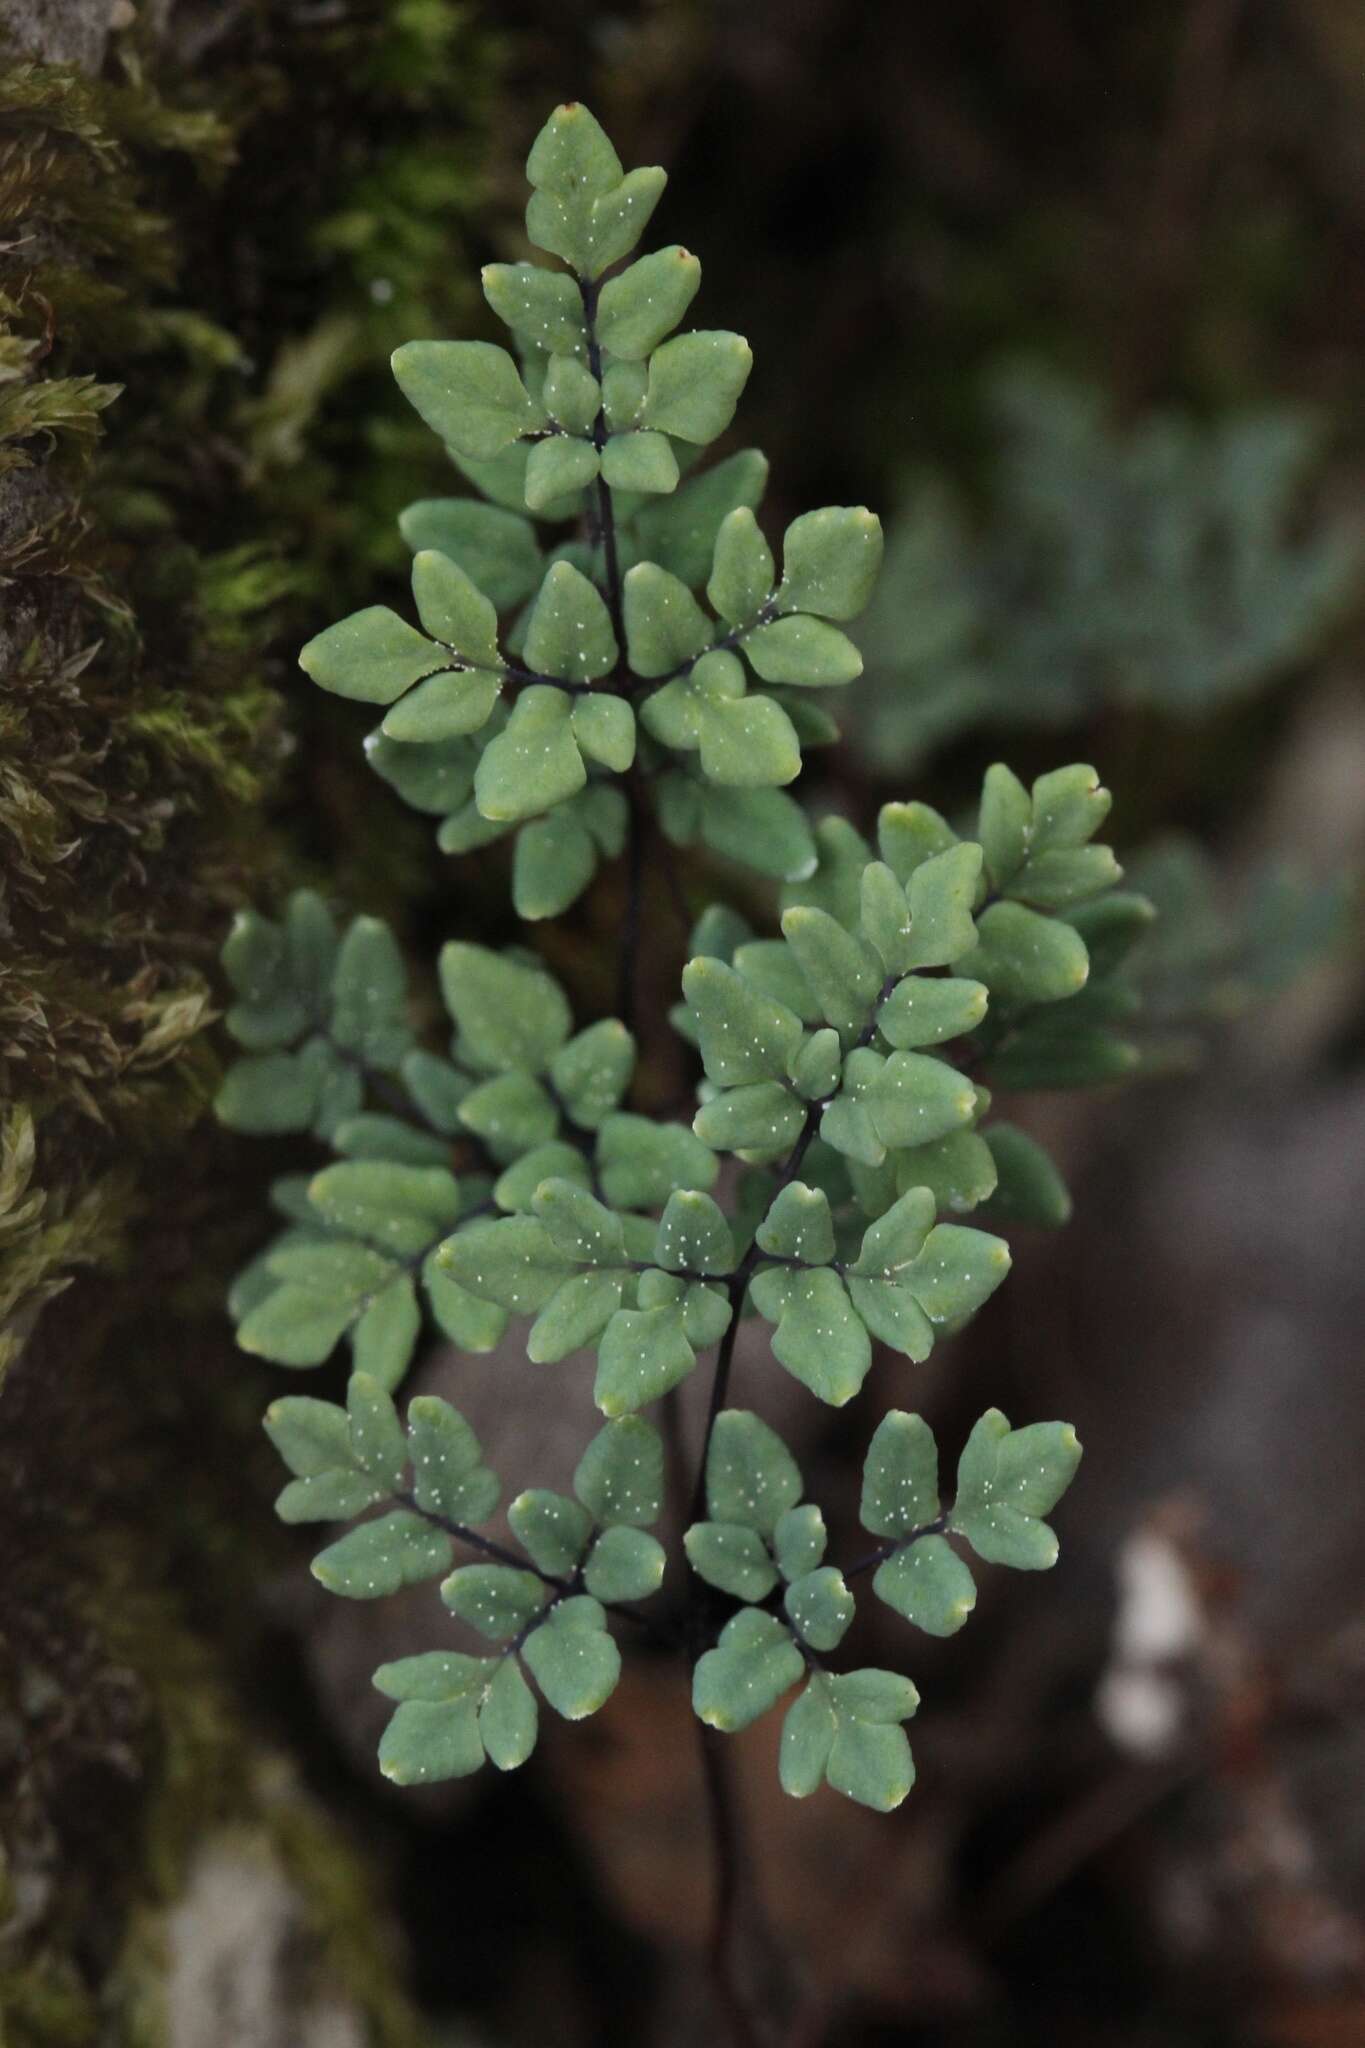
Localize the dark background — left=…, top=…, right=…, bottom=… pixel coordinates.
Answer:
left=2, top=4, right=1363, bottom=2045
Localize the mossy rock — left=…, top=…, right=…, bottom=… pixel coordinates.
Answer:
left=0, top=7, right=495, bottom=2040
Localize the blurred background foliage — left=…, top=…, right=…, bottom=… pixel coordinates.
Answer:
left=2, top=2, right=1363, bottom=2045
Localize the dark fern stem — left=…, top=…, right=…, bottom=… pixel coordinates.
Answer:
left=618, top=771, right=646, bottom=1035
left=698, top=1721, right=766, bottom=2048
left=578, top=261, right=762, bottom=2048
left=579, top=270, right=647, bottom=1040
left=676, top=1091, right=833, bottom=2040
left=663, top=849, right=894, bottom=2041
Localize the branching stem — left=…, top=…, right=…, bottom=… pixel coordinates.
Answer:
left=572, top=265, right=770, bottom=2042
left=685, top=1080, right=829, bottom=1527
left=394, top=1489, right=668, bottom=1638
left=842, top=1514, right=950, bottom=1581
left=577, top=269, right=645, bottom=1036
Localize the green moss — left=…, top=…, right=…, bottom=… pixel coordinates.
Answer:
left=0, top=0, right=496, bottom=1362
left=99, top=1599, right=430, bottom=2048
left=0, top=12, right=496, bottom=2040
left=269, top=1795, right=432, bottom=2048
left=0, top=1954, right=98, bottom=2048
left=0, top=55, right=284, bottom=1375
left=0, top=1283, right=433, bottom=2047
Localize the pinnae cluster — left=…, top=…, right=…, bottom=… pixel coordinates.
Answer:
left=219, top=102, right=1147, bottom=1813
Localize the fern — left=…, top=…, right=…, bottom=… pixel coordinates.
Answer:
left=855, top=362, right=1360, bottom=766
left=218, top=104, right=1151, bottom=2030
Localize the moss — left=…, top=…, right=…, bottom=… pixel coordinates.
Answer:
left=0, top=50, right=287, bottom=1376
left=0, top=1263, right=432, bottom=2047
left=0, top=5, right=500, bottom=1373
left=0, top=1958, right=98, bottom=2048
left=267, top=1788, right=432, bottom=2048
left=0, top=10, right=496, bottom=2040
